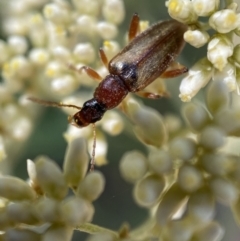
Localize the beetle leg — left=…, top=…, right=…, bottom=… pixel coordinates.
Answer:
left=68, top=63, right=102, bottom=82
left=99, top=47, right=109, bottom=68
left=128, top=13, right=140, bottom=42
left=160, top=62, right=188, bottom=78
left=136, top=90, right=170, bottom=99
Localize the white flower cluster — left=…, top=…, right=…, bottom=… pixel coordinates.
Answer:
left=0, top=0, right=125, bottom=166
left=0, top=138, right=105, bottom=241
left=166, top=0, right=240, bottom=102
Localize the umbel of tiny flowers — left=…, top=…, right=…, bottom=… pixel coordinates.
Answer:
left=117, top=80, right=240, bottom=241
left=0, top=137, right=106, bottom=241
left=166, top=0, right=240, bottom=102
left=0, top=0, right=125, bottom=168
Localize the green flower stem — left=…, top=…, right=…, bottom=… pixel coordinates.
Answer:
left=76, top=223, right=118, bottom=237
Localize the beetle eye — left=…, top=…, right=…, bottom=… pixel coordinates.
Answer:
left=68, top=115, right=81, bottom=127
left=73, top=117, right=81, bottom=127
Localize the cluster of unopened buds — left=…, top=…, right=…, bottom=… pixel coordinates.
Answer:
left=166, top=0, right=240, bottom=101
left=0, top=137, right=106, bottom=241
left=0, top=0, right=240, bottom=240
left=0, top=0, right=125, bottom=166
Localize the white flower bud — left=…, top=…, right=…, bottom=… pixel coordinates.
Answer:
left=64, top=124, right=92, bottom=143
left=182, top=103, right=211, bottom=132
left=215, top=108, right=240, bottom=136
left=123, top=98, right=168, bottom=148
left=45, top=61, right=63, bottom=78
left=72, top=0, right=100, bottom=15
left=210, top=177, right=238, bottom=205
left=102, top=40, right=120, bottom=60
left=96, top=66, right=108, bottom=78
left=7, top=1, right=29, bottom=15
left=193, top=222, right=224, bottom=241
left=199, top=126, right=226, bottom=150
left=46, top=24, right=68, bottom=48
left=213, top=63, right=237, bottom=92
left=77, top=171, right=105, bottom=201
left=169, top=137, right=197, bottom=162
left=156, top=184, right=186, bottom=225
left=102, top=0, right=125, bottom=24
left=0, top=176, right=36, bottom=201
left=60, top=197, right=94, bottom=226
left=10, top=116, right=32, bottom=141
left=3, top=56, right=32, bottom=79
left=166, top=0, right=198, bottom=24
left=101, top=111, right=124, bottom=135
left=2, top=103, right=19, bottom=119
left=163, top=114, right=182, bottom=134
left=8, top=35, right=28, bottom=55
left=29, top=13, right=44, bottom=27
left=119, top=151, right=148, bottom=183
left=63, top=137, right=89, bottom=188
left=184, top=29, right=209, bottom=48
left=29, top=27, right=47, bottom=47
left=76, top=15, right=97, bottom=35
left=148, top=149, right=173, bottom=174
left=73, top=43, right=95, bottom=64
left=29, top=48, right=50, bottom=66
left=28, top=13, right=46, bottom=47
left=42, top=225, right=73, bottom=241
left=207, top=35, right=233, bottom=71
left=206, top=80, right=229, bottom=115
left=96, top=21, right=118, bottom=39
left=35, top=156, right=68, bottom=200
left=134, top=174, right=165, bottom=207
left=34, top=197, right=61, bottom=223
left=200, top=153, right=234, bottom=176
left=209, top=9, right=240, bottom=33
left=7, top=202, right=39, bottom=224
left=50, top=75, right=78, bottom=96
left=192, top=0, right=219, bottom=16
left=188, top=189, right=215, bottom=222
left=179, top=58, right=213, bottom=102
left=43, top=3, right=70, bottom=24
left=162, top=217, right=195, bottom=241
left=3, top=17, right=28, bottom=35
left=27, top=159, right=42, bottom=194
left=51, top=46, right=71, bottom=62
left=70, top=62, right=96, bottom=87
left=177, top=165, right=203, bottom=192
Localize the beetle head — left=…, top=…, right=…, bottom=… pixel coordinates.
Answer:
left=70, top=98, right=106, bottom=127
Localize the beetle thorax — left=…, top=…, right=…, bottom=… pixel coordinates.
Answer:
left=94, top=74, right=128, bottom=110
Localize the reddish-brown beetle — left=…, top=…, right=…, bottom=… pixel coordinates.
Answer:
left=29, top=14, right=188, bottom=170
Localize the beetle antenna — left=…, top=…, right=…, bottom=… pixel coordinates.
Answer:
left=90, top=123, right=96, bottom=172
left=28, top=97, right=81, bottom=110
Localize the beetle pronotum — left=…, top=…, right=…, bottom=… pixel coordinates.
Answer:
left=29, top=14, right=188, bottom=171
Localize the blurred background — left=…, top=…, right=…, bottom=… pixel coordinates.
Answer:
left=0, top=0, right=239, bottom=240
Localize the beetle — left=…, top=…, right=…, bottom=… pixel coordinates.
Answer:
left=29, top=14, right=188, bottom=170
